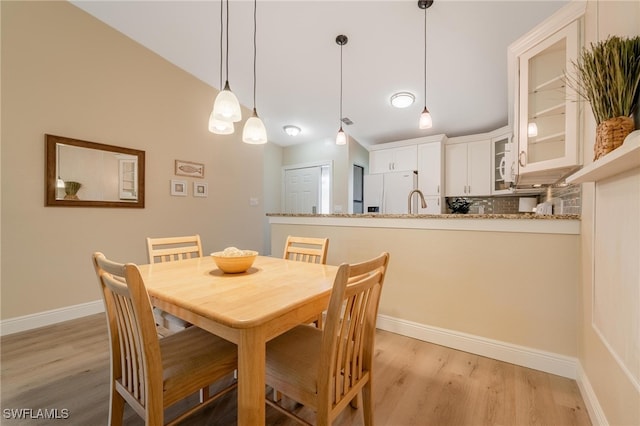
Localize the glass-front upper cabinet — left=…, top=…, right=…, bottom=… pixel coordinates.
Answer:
left=490, top=127, right=514, bottom=195
left=509, top=2, right=585, bottom=184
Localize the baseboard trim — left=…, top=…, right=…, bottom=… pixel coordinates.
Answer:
left=0, top=300, right=104, bottom=336
left=0, top=305, right=578, bottom=380
left=2, top=304, right=604, bottom=424
left=376, top=314, right=578, bottom=379
left=576, top=363, right=609, bottom=426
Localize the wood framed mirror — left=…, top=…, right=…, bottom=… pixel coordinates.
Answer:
left=45, top=134, right=145, bottom=208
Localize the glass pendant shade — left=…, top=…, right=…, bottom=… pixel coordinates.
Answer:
left=419, top=107, right=433, bottom=129
left=336, top=127, right=347, bottom=145
left=208, top=110, right=234, bottom=134
left=56, top=177, right=65, bottom=188
left=527, top=122, right=538, bottom=137
left=242, top=109, right=268, bottom=144
left=212, top=81, right=242, bottom=122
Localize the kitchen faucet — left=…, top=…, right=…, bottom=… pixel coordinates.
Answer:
left=408, top=189, right=427, bottom=214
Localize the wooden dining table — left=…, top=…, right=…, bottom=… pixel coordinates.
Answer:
left=138, top=255, right=338, bottom=426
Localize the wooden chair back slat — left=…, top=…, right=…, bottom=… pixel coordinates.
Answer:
left=282, top=236, right=329, bottom=265
left=146, top=235, right=203, bottom=264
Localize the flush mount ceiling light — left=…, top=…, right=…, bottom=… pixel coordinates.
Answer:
left=390, top=92, right=415, bottom=108
left=242, top=0, right=267, bottom=144
left=336, top=34, right=348, bottom=146
left=211, top=0, right=242, bottom=125
left=283, top=125, right=301, bottom=136
left=418, top=0, right=434, bottom=130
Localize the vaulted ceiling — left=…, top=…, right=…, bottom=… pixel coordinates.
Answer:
left=71, top=0, right=568, bottom=147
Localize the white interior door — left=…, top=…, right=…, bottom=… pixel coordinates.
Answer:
left=284, top=167, right=321, bottom=213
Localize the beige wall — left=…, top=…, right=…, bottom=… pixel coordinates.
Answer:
left=271, top=223, right=580, bottom=356
left=262, top=143, right=284, bottom=255
left=348, top=136, right=370, bottom=212
left=579, top=2, right=640, bottom=425
left=0, top=1, right=267, bottom=319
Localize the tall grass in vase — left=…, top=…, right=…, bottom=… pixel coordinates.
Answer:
left=569, top=35, right=640, bottom=160
left=64, top=181, right=82, bottom=200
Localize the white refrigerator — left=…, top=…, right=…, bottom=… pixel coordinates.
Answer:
left=363, top=171, right=418, bottom=214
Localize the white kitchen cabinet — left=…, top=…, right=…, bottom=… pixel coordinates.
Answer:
left=445, top=138, right=491, bottom=197
left=369, top=145, right=417, bottom=173
left=417, top=141, right=444, bottom=213
left=508, top=3, right=585, bottom=184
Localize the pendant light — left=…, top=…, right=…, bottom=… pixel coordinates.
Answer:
left=209, top=0, right=234, bottom=134
left=209, top=115, right=234, bottom=134
left=336, top=34, right=348, bottom=145
left=211, top=0, right=241, bottom=124
left=242, top=0, right=267, bottom=144
left=419, top=0, right=433, bottom=130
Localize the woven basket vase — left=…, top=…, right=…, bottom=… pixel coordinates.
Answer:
left=594, top=116, right=635, bottom=160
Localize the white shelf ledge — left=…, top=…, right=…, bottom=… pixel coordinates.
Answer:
left=566, top=130, right=640, bottom=184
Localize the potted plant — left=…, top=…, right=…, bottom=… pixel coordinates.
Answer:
left=64, top=181, right=82, bottom=200
left=569, top=35, right=640, bottom=160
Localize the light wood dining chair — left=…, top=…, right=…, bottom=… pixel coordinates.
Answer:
left=146, top=234, right=203, bottom=264
left=282, top=236, right=329, bottom=265
left=146, top=235, right=203, bottom=332
left=92, top=252, right=237, bottom=426
left=265, top=252, right=390, bottom=426
left=283, top=236, right=329, bottom=328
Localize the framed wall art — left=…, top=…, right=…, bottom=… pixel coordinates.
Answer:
left=175, top=160, right=204, bottom=178
left=170, top=179, right=187, bottom=196
left=193, top=182, right=208, bottom=198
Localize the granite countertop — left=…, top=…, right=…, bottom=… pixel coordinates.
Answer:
left=266, top=213, right=580, bottom=220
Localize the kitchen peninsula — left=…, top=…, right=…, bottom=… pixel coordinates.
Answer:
left=269, top=213, right=581, bottom=379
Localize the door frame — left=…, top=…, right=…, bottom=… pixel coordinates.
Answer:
left=281, top=161, right=333, bottom=214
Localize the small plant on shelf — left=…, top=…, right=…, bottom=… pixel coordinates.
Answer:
left=568, top=35, right=640, bottom=160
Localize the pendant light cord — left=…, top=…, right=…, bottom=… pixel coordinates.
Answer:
left=423, top=5, right=427, bottom=105
left=219, top=0, right=223, bottom=88
left=339, top=42, right=343, bottom=124
left=252, top=0, right=257, bottom=109
left=225, top=0, right=230, bottom=85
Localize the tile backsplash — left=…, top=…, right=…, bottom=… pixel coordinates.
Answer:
left=445, top=184, right=581, bottom=215
left=542, top=184, right=582, bottom=215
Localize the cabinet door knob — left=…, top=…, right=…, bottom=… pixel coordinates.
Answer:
left=519, top=151, right=527, bottom=167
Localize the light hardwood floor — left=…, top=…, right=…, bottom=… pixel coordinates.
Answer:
left=1, top=314, right=591, bottom=425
